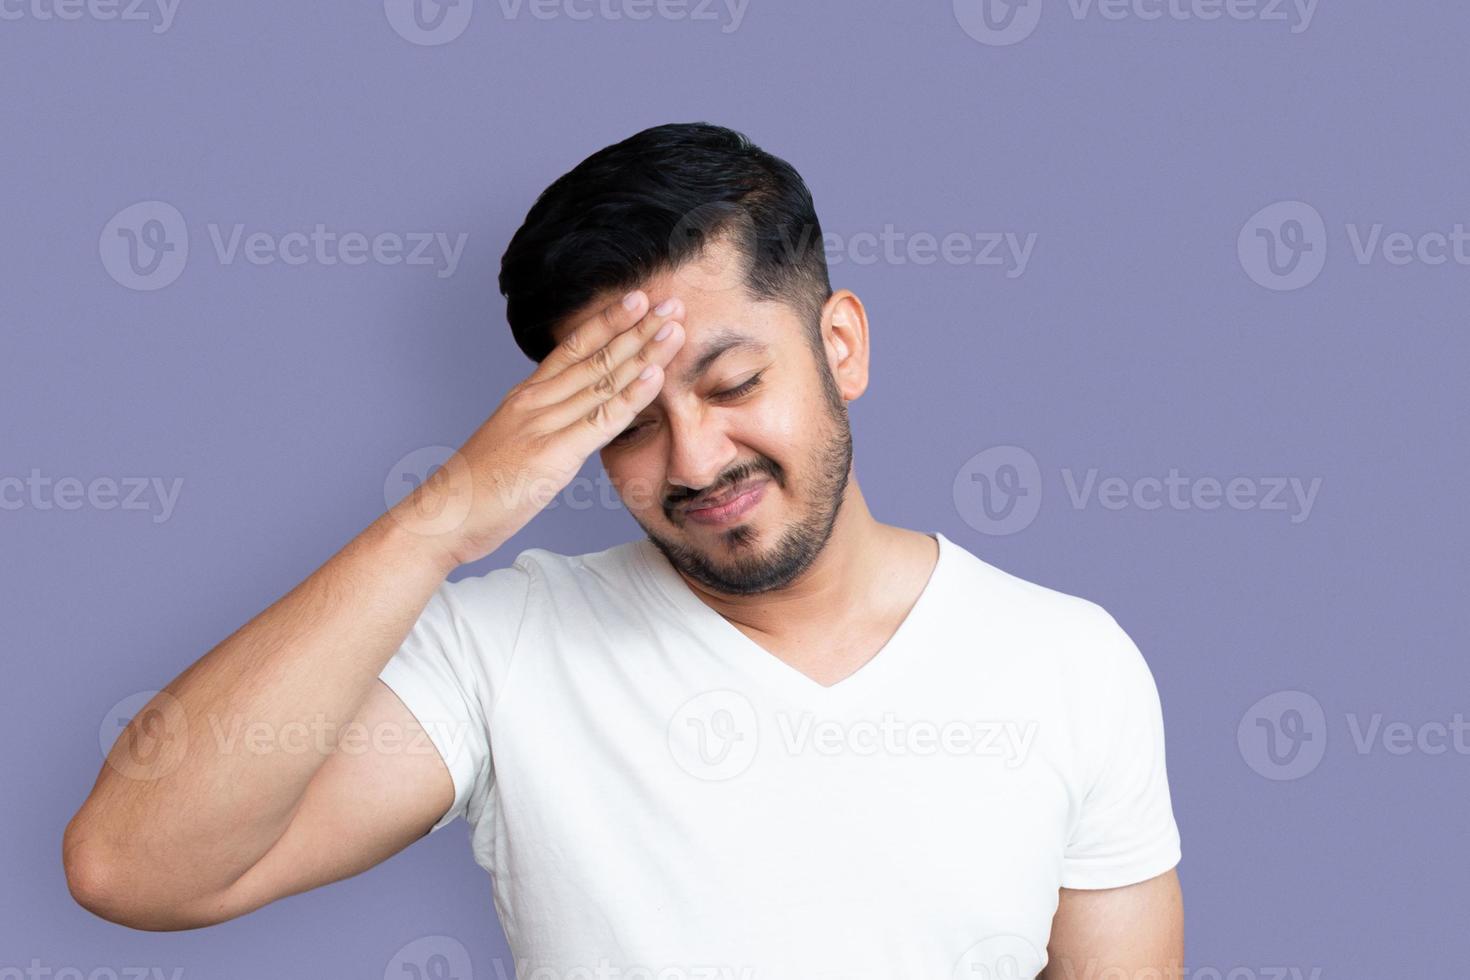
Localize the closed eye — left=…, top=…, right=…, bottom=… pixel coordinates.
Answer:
left=713, top=372, right=764, bottom=401
left=609, top=372, right=765, bottom=446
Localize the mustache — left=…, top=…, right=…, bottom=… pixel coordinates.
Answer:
left=665, top=460, right=776, bottom=512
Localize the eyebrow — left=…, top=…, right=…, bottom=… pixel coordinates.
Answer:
left=677, top=329, right=770, bottom=387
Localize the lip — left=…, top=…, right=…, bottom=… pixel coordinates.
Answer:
left=682, top=480, right=768, bottom=525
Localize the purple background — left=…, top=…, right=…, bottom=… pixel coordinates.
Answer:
left=3, top=0, right=1467, bottom=975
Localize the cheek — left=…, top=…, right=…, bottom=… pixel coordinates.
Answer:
left=739, top=392, right=816, bottom=466
left=749, top=408, right=798, bottom=451
left=602, top=458, right=663, bottom=515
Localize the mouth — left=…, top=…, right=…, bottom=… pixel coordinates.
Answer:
left=679, top=478, right=769, bottom=526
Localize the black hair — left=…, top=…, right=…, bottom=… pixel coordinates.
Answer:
left=498, top=122, right=833, bottom=363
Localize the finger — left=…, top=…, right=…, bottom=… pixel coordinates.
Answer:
left=567, top=359, right=671, bottom=452
left=533, top=289, right=649, bottom=381
left=543, top=315, right=684, bottom=432
left=539, top=293, right=683, bottom=405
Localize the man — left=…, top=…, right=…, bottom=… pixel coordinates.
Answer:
left=64, top=122, right=1182, bottom=978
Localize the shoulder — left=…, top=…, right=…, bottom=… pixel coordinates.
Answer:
left=938, top=534, right=1145, bottom=682
left=942, top=535, right=1123, bottom=638
left=441, top=538, right=648, bottom=614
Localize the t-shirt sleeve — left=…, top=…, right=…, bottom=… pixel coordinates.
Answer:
left=1059, top=613, right=1182, bottom=889
left=376, top=560, right=535, bottom=834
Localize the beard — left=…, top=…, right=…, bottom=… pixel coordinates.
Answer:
left=638, top=358, right=853, bottom=596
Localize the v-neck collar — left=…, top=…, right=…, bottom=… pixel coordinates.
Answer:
left=630, top=530, right=953, bottom=705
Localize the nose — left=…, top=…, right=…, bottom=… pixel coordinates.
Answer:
left=663, top=405, right=738, bottom=500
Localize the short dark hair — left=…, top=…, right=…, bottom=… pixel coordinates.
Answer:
left=498, top=122, right=833, bottom=363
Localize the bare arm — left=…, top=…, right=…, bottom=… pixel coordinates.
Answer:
left=1040, top=869, right=1184, bottom=979
left=62, top=513, right=463, bottom=930
left=62, top=288, right=687, bottom=930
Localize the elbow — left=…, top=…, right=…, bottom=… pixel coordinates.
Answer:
left=61, top=817, right=225, bottom=932
left=62, top=819, right=133, bottom=926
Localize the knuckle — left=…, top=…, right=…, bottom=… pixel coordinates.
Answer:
left=584, top=399, right=614, bottom=432
left=561, top=330, right=589, bottom=360
left=504, top=382, right=537, bottom=411
left=590, top=344, right=616, bottom=376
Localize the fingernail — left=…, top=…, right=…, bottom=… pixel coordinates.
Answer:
left=654, top=322, right=673, bottom=342
left=654, top=298, right=677, bottom=316
left=623, top=291, right=643, bottom=310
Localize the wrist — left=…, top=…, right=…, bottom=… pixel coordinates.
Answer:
left=370, top=502, right=466, bottom=580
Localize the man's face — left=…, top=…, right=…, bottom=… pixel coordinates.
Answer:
left=550, top=241, right=855, bottom=597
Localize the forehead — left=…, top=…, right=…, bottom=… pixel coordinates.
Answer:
left=549, top=239, right=796, bottom=366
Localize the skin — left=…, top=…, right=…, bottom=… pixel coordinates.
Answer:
left=1042, top=869, right=1184, bottom=978
left=62, top=234, right=1182, bottom=971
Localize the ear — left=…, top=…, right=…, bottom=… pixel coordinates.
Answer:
left=820, top=289, right=870, bottom=401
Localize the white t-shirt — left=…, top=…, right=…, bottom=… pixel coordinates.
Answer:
left=377, top=530, right=1181, bottom=979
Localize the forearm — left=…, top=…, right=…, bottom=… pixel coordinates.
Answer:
left=63, top=500, right=478, bottom=913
